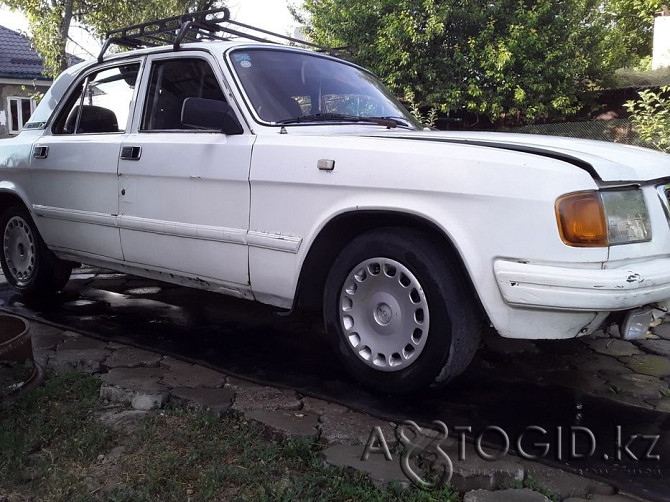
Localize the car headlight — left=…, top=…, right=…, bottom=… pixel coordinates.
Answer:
left=556, top=189, right=651, bottom=247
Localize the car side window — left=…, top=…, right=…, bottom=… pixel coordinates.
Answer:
left=52, top=64, right=140, bottom=135
left=141, top=58, right=226, bottom=131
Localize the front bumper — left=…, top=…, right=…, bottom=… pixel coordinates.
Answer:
left=494, top=258, right=670, bottom=311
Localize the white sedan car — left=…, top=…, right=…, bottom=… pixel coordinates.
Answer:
left=1, top=10, right=670, bottom=394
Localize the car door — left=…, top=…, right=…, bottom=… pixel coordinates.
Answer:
left=30, top=61, right=142, bottom=261
left=117, top=52, right=252, bottom=293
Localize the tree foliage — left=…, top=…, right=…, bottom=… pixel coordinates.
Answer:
left=603, top=0, right=665, bottom=66
left=1, top=0, right=218, bottom=77
left=625, top=86, right=670, bottom=151
left=297, top=0, right=630, bottom=125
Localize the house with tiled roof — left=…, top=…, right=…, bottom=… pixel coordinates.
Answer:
left=0, top=24, right=75, bottom=138
left=0, top=24, right=53, bottom=137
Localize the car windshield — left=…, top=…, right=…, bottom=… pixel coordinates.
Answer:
left=229, top=48, right=421, bottom=129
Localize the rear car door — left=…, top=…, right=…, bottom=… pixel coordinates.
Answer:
left=117, top=52, right=252, bottom=294
left=30, top=61, right=142, bottom=261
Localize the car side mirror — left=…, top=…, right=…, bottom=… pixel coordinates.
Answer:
left=181, top=97, right=243, bottom=135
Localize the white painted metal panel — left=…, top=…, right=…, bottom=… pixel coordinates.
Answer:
left=247, top=131, right=608, bottom=327
left=29, top=134, right=125, bottom=259
left=118, top=131, right=252, bottom=285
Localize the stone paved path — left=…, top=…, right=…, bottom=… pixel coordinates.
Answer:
left=22, top=318, right=649, bottom=502
left=476, top=322, right=670, bottom=413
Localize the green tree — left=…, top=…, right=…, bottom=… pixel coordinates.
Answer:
left=1, top=0, right=219, bottom=77
left=603, top=0, right=664, bottom=66
left=297, top=0, right=624, bottom=125
left=625, top=86, right=670, bottom=151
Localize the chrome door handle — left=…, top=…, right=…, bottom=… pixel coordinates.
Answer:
left=33, top=145, right=49, bottom=159
left=120, top=146, right=142, bottom=160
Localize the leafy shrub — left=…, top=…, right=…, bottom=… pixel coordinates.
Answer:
left=625, top=86, right=670, bottom=152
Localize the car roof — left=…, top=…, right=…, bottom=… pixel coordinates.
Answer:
left=98, top=40, right=278, bottom=62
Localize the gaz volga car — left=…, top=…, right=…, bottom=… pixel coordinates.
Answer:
left=1, top=9, right=670, bottom=394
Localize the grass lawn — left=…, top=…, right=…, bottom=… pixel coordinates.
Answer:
left=0, top=372, right=461, bottom=501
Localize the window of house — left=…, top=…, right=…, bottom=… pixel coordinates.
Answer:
left=141, top=58, right=226, bottom=131
left=7, top=97, right=35, bottom=135
left=52, top=63, right=140, bottom=135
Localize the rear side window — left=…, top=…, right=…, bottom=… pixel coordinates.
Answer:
left=52, top=64, right=140, bottom=135
left=141, top=58, right=226, bottom=131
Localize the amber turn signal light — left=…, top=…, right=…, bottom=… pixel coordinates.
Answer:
left=555, top=192, right=608, bottom=247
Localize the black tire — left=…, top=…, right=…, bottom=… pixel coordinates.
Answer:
left=0, top=206, right=72, bottom=297
left=323, top=228, right=481, bottom=395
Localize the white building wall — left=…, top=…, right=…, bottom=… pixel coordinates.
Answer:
left=653, top=15, right=670, bottom=70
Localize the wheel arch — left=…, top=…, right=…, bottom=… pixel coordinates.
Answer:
left=294, top=210, right=486, bottom=317
left=0, top=189, right=31, bottom=217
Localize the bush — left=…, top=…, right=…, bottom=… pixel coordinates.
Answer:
left=624, top=86, right=670, bottom=152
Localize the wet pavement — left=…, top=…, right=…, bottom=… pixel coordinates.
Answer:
left=1, top=268, right=669, bottom=501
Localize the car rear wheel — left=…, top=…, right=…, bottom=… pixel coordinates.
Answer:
left=0, top=206, right=72, bottom=297
left=323, top=228, right=481, bottom=394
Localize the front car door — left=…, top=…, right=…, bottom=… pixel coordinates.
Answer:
left=30, top=61, right=142, bottom=262
left=117, top=52, right=253, bottom=297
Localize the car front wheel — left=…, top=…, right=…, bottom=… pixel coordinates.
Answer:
left=323, top=228, right=481, bottom=394
left=0, top=206, right=72, bottom=297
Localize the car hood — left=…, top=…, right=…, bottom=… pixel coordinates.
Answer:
left=369, top=130, right=670, bottom=183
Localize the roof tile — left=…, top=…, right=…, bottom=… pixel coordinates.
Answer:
left=0, top=24, right=81, bottom=80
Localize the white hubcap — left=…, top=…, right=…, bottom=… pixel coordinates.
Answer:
left=338, top=257, right=430, bottom=372
left=3, top=216, right=36, bottom=285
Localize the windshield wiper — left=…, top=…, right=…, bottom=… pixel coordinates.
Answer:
left=370, top=116, right=414, bottom=128
left=276, top=113, right=397, bottom=128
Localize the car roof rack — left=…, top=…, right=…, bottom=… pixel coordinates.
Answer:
left=98, top=7, right=349, bottom=63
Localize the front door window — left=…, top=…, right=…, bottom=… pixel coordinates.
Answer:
left=53, top=64, right=140, bottom=135
left=141, top=58, right=226, bottom=131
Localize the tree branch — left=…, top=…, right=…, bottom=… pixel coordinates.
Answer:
left=67, top=33, right=96, bottom=57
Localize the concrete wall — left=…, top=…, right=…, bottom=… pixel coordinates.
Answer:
left=0, top=81, right=50, bottom=139
left=653, top=16, right=670, bottom=70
